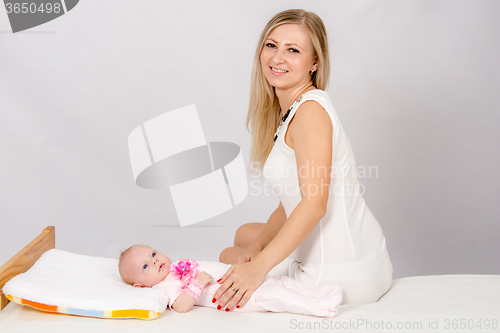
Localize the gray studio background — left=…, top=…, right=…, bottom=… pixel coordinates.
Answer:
left=1, top=0, right=498, bottom=279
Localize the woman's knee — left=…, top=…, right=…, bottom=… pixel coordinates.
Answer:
left=219, top=246, right=244, bottom=264
left=219, top=247, right=232, bottom=264
left=234, top=223, right=265, bottom=247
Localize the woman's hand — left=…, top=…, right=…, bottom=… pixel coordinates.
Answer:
left=234, top=245, right=260, bottom=264
left=213, top=261, right=267, bottom=311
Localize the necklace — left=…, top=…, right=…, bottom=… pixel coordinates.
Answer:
left=273, top=96, right=302, bottom=143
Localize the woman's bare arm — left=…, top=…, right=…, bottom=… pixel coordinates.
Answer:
left=214, top=101, right=333, bottom=310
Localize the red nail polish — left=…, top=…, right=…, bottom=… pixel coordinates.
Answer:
left=217, top=305, right=221, bottom=310
left=225, top=308, right=229, bottom=312
left=212, top=298, right=216, bottom=303
left=217, top=279, right=222, bottom=283
left=236, top=305, right=240, bottom=309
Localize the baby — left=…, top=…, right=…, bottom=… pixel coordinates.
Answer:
left=118, top=244, right=342, bottom=317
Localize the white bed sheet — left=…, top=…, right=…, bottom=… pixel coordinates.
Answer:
left=1, top=274, right=499, bottom=333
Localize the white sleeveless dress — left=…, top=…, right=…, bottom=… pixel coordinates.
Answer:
left=263, top=90, right=393, bottom=304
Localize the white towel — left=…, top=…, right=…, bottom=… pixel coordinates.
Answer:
left=3, top=249, right=169, bottom=313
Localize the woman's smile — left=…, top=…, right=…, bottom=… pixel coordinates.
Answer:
left=270, top=66, right=289, bottom=75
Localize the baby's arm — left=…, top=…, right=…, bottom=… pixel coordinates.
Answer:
left=171, top=271, right=213, bottom=313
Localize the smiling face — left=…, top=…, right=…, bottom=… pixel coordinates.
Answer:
left=120, top=244, right=172, bottom=288
left=260, top=23, right=318, bottom=92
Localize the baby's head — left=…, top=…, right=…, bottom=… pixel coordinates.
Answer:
left=119, top=244, right=172, bottom=288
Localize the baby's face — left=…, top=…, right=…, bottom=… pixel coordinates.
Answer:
left=123, top=245, right=172, bottom=287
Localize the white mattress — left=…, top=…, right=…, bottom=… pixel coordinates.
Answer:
left=1, top=274, right=499, bottom=333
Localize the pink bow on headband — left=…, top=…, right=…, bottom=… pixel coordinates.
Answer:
left=169, top=259, right=199, bottom=286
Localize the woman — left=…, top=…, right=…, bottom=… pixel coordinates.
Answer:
left=214, top=9, right=393, bottom=310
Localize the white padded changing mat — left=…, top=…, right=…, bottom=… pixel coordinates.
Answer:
left=1, top=274, right=499, bottom=333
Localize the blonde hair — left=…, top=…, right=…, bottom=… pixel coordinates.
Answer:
left=246, top=9, right=330, bottom=173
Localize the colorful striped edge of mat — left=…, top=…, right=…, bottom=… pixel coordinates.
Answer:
left=6, top=295, right=161, bottom=320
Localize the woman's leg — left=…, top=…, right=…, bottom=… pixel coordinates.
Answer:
left=234, top=223, right=265, bottom=248
left=219, top=223, right=265, bottom=264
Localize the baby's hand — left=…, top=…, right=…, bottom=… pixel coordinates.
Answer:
left=196, top=271, right=213, bottom=286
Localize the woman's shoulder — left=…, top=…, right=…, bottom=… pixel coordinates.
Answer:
left=298, top=89, right=334, bottom=112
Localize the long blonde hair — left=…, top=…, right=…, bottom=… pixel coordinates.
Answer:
left=246, top=9, right=330, bottom=174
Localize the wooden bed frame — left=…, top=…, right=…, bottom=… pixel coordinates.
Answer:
left=0, top=226, right=55, bottom=311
